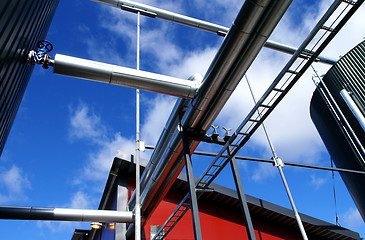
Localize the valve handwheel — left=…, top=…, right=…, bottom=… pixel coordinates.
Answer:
left=37, top=40, right=53, bottom=53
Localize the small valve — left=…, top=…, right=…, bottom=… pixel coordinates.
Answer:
left=222, top=127, right=232, bottom=142
left=210, top=125, right=219, bottom=139
left=27, top=40, right=54, bottom=69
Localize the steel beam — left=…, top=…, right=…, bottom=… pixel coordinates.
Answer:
left=182, top=132, right=202, bottom=240
left=145, top=145, right=365, bottom=175
left=228, top=147, right=256, bottom=240
left=0, top=206, right=134, bottom=223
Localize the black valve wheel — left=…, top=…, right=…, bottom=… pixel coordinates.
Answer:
left=37, top=40, right=53, bottom=53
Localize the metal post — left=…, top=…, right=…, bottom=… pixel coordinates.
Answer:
left=228, top=147, right=256, bottom=240
left=277, top=165, right=308, bottom=240
left=135, top=11, right=141, bottom=240
left=245, top=75, right=308, bottom=240
left=181, top=132, right=202, bottom=240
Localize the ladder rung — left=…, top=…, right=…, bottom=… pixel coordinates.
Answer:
left=230, top=144, right=240, bottom=147
left=248, top=119, right=260, bottom=122
left=237, top=132, right=248, bottom=135
left=342, top=0, right=356, bottom=5
left=286, top=69, right=299, bottom=75
left=321, top=26, right=335, bottom=32
left=259, top=104, right=271, bottom=108
left=273, top=88, right=284, bottom=92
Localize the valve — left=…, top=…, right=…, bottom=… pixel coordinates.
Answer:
left=27, top=40, right=54, bottom=69
left=209, top=125, right=219, bottom=139
left=222, top=127, right=232, bottom=142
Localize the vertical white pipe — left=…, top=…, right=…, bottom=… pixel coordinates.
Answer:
left=340, top=89, right=365, bottom=132
left=135, top=11, right=141, bottom=240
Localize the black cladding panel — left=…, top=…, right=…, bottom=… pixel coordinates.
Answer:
left=310, top=40, right=365, bottom=220
left=0, top=0, right=59, bottom=156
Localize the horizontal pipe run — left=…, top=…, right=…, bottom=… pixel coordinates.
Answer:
left=92, top=0, right=227, bottom=34
left=91, top=0, right=337, bottom=65
left=0, top=206, right=134, bottom=223
left=264, top=40, right=337, bottom=65
left=53, top=54, right=201, bottom=98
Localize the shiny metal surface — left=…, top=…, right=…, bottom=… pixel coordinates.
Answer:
left=340, top=89, right=365, bottom=132
left=0, top=206, right=134, bottom=223
left=53, top=54, right=201, bottom=98
left=128, top=0, right=293, bottom=227
left=92, top=0, right=226, bottom=34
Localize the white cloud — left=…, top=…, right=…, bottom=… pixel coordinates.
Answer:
left=141, top=95, right=176, bottom=146
left=252, top=163, right=277, bottom=182
left=68, top=191, right=93, bottom=209
left=167, top=47, right=218, bottom=79
left=310, top=174, right=327, bottom=190
left=0, top=165, right=31, bottom=204
left=84, top=133, right=135, bottom=183
left=69, top=103, right=105, bottom=142
left=68, top=102, right=136, bottom=186
left=340, top=208, right=365, bottom=232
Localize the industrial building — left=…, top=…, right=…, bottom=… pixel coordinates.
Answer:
left=71, top=153, right=361, bottom=240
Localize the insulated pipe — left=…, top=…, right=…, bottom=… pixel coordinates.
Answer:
left=0, top=206, right=134, bottom=223
left=91, top=0, right=337, bottom=65
left=53, top=54, right=200, bottom=98
left=128, top=0, right=293, bottom=231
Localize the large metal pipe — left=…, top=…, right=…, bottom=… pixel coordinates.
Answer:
left=91, top=0, right=337, bottom=65
left=0, top=206, right=134, bottom=223
left=127, top=0, right=293, bottom=232
left=53, top=54, right=201, bottom=98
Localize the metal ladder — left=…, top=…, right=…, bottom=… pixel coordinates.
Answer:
left=152, top=0, right=363, bottom=239
left=153, top=195, right=190, bottom=240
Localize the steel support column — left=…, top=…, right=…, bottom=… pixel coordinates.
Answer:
left=228, top=147, right=256, bottom=240
left=181, top=132, right=202, bottom=240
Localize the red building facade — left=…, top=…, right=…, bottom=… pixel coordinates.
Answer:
left=72, top=153, right=360, bottom=240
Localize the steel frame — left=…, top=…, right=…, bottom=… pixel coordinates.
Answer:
left=228, top=147, right=256, bottom=240
left=182, top=132, right=203, bottom=240
left=150, top=0, right=364, bottom=239
left=144, top=146, right=365, bottom=175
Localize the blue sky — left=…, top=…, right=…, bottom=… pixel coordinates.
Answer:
left=1, top=0, right=365, bottom=239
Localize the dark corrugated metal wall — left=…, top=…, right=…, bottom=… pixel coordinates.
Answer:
left=324, top=41, right=365, bottom=121
left=310, top=40, right=365, bottom=220
left=0, top=0, right=59, bottom=156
